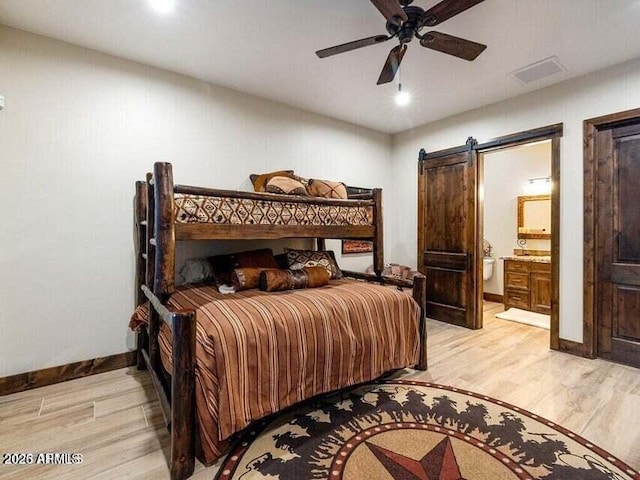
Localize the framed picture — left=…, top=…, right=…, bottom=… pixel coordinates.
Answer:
left=342, top=240, right=373, bottom=254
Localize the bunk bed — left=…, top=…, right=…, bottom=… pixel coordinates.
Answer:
left=133, top=162, right=427, bottom=480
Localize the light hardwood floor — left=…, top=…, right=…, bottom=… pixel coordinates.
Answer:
left=1, top=302, right=638, bottom=479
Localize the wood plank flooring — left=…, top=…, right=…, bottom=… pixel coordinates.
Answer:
left=1, top=302, right=638, bottom=479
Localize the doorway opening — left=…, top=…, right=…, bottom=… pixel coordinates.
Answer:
left=476, top=126, right=561, bottom=351
left=479, top=140, right=554, bottom=338
left=416, top=124, right=562, bottom=350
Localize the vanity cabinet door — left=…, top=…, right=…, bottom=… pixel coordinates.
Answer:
left=531, top=272, right=552, bottom=315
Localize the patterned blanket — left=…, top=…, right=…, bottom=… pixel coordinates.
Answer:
left=130, top=280, right=420, bottom=464
left=174, top=193, right=373, bottom=226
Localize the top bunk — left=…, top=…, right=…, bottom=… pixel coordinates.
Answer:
left=139, top=162, right=383, bottom=242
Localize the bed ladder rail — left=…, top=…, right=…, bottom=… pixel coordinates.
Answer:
left=134, top=180, right=149, bottom=370
left=136, top=170, right=169, bottom=387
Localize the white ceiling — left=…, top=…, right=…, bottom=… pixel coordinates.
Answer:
left=2, top=0, right=640, bottom=134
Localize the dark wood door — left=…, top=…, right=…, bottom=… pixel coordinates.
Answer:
left=596, top=122, right=640, bottom=368
left=418, top=140, right=480, bottom=329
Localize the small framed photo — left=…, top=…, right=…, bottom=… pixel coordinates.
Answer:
left=342, top=240, right=373, bottom=254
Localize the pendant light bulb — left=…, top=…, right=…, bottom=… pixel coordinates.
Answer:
left=395, top=83, right=411, bottom=107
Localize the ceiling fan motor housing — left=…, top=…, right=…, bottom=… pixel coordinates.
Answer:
left=386, top=5, right=425, bottom=44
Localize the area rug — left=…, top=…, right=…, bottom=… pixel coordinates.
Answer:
left=496, top=308, right=550, bottom=330
left=215, top=381, right=639, bottom=480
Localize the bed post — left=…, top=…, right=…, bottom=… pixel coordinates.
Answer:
left=135, top=180, right=149, bottom=370
left=171, top=310, right=196, bottom=480
left=412, top=273, right=428, bottom=370
left=153, top=162, right=195, bottom=480
left=372, top=188, right=384, bottom=277
left=153, top=162, right=176, bottom=297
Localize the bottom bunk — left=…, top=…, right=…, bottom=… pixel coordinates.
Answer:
left=131, top=277, right=424, bottom=467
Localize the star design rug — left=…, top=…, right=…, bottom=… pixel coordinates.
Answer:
left=215, top=380, right=639, bottom=480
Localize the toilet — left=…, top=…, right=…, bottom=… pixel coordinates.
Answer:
left=483, top=257, right=495, bottom=281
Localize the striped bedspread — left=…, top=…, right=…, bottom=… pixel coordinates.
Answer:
left=131, top=279, right=420, bottom=465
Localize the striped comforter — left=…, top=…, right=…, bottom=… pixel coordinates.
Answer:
left=130, top=279, right=420, bottom=465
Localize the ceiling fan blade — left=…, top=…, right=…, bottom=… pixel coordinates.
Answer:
left=370, top=0, right=408, bottom=25
left=420, top=0, right=485, bottom=27
left=377, top=44, right=407, bottom=85
left=316, top=35, right=391, bottom=59
left=420, top=31, right=486, bottom=61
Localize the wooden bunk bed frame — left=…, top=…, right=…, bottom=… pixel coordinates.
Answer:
left=133, top=162, right=427, bottom=480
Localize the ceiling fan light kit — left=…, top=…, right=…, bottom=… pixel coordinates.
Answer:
left=316, top=0, right=487, bottom=85
left=395, top=83, right=411, bottom=107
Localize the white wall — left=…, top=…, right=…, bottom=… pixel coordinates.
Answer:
left=0, top=26, right=392, bottom=377
left=483, top=142, right=551, bottom=296
left=390, top=56, right=640, bottom=343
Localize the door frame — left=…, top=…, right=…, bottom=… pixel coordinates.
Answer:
left=583, top=107, right=640, bottom=359
left=475, top=123, right=563, bottom=351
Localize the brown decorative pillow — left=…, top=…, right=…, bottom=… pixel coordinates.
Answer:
left=231, top=267, right=264, bottom=291
left=265, top=176, right=308, bottom=196
left=207, top=248, right=279, bottom=285
left=250, top=170, right=296, bottom=192
left=306, top=179, right=348, bottom=199
left=274, top=253, right=290, bottom=269
left=285, top=248, right=343, bottom=279
left=258, top=267, right=330, bottom=292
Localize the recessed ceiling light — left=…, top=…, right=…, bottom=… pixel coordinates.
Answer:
left=148, top=0, right=175, bottom=14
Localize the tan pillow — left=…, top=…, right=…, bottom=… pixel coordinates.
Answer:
left=258, top=267, right=330, bottom=292
left=250, top=170, right=296, bottom=192
left=285, top=248, right=343, bottom=279
left=265, top=176, right=308, bottom=196
left=306, top=179, right=348, bottom=199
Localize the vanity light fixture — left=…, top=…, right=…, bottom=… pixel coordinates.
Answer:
left=525, top=176, right=551, bottom=195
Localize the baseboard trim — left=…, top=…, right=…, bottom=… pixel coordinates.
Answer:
left=0, top=351, right=137, bottom=396
left=483, top=292, right=504, bottom=303
left=557, top=339, right=590, bottom=358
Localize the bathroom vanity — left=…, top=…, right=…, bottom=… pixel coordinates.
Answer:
left=502, top=257, right=551, bottom=314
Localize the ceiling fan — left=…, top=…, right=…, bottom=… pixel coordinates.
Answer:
left=316, top=0, right=487, bottom=85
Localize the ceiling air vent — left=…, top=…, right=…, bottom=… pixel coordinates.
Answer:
left=510, top=56, right=566, bottom=85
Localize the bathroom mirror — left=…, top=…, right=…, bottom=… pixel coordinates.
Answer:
left=518, top=195, right=551, bottom=239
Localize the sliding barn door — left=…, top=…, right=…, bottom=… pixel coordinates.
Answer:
left=418, top=139, right=481, bottom=329
left=596, top=122, right=640, bottom=368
